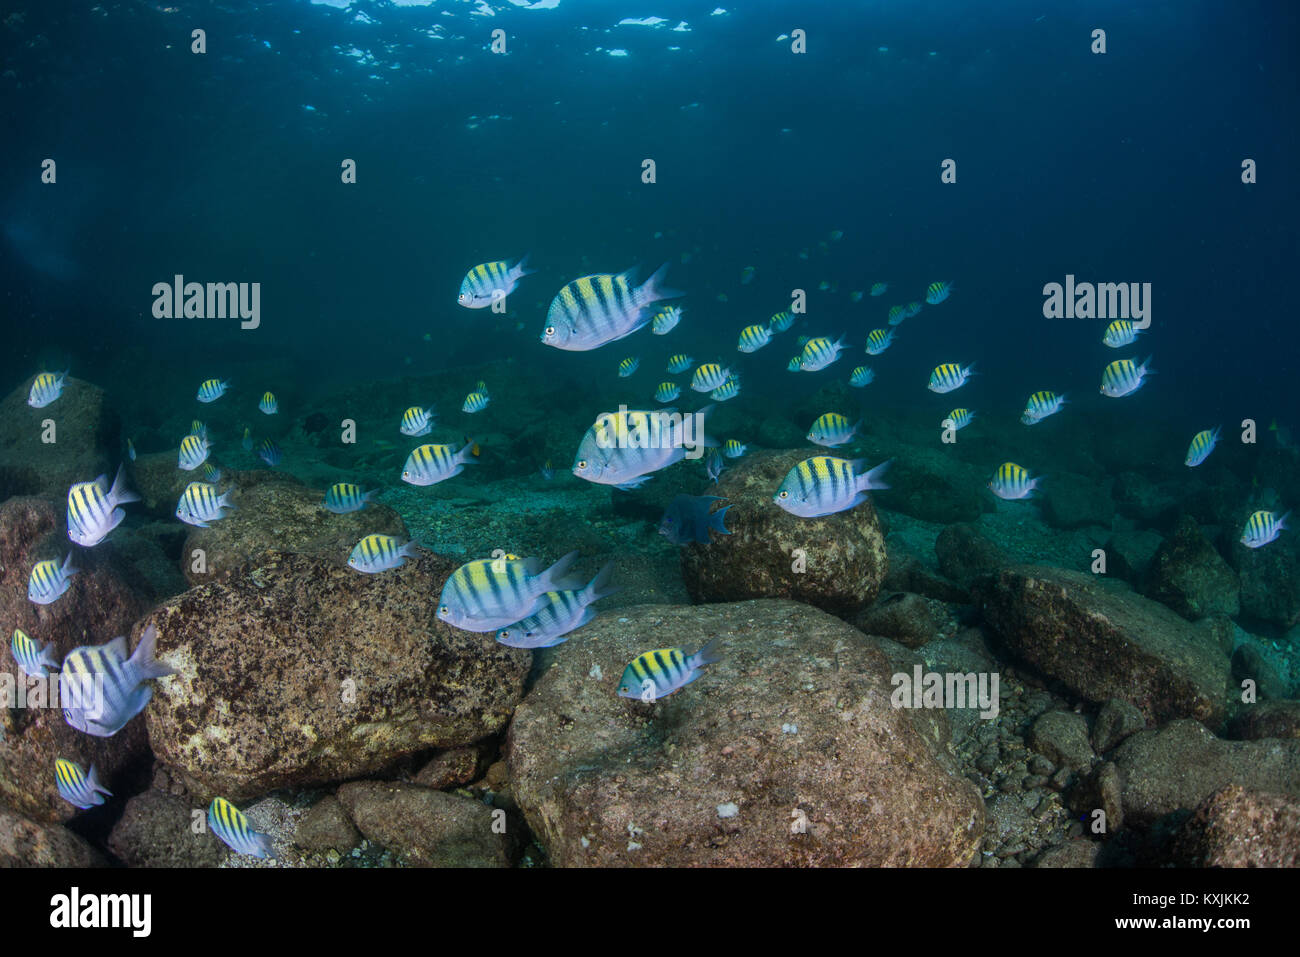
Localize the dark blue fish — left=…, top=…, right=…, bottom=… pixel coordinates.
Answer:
left=659, top=494, right=731, bottom=545
left=257, top=438, right=282, bottom=467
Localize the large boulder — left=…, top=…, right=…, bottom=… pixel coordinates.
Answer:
left=144, top=551, right=530, bottom=801
left=1226, top=528, right=1300, bottom=629
left=0, top=805, right=107, bottom=866
left=0, top=375, right=120, bottom=501
left=678, top=450, right=888, bottom=617
left=335, top=781, right=515, bottom=867
left=975, top=565, right=1231, bottom=726
left=935, top=523, right=1009, bottom=586
left=1171, top=785, right=1300, bottom=867
left=1142, top=515, right=1239, bottom=620
left=507, top=599, right=985, bottom=866
left=107, top=789, right=229, bottom=867
left=179, top=480, right=407, bottom=586
left=0, top=497, right=153, bottom=824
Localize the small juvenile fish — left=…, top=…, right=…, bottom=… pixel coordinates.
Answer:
left=28, top=371, right=68, bottom=409
left=618, top=357, right=641, bottom=377
left=67, top=465, right=140, bottom=547
left=241, top=427, right=253, bottom=452
left=617, top=640, right=722, bottom=700
left=1021, top=391, right=1067, bottom=424
left=691, top=363, right=731, bottom=392
left=849, top=290, right=864, bottom=302
left=401, top=441, right=477, bottom=486
left=11, top=628, right=58, bottom=677
left=323, top=483, right=375, bottom=514
left=661, top=354, right=691, bottom=376
left=799, top=335, right=847, bottom=371
left=208, top=797, right=276, bottom=859
left=925, top=281, right=953, bottom=304
left=737, top=324, right=772, bottom=353
left=257, top=438, right=283, bottom=466
left=439, top=551, right=582, bottom=632
left=1100, top=356, right=1154, bottom=398
left=458, top=256, right=534, bottom=309
left=807, top=413, right=861, bottom=448
left=190, top=419, right=205, bottom=436
left=28, top=552, right=78, bottom=604
left=944, top=408, right=975, bottom=431
left=654, top=381, right=681, bottom=403
left=705, top=449, right=725, bottom=484
left=870, top=282, right=888, bottom=297
left=659, top=494, right=731, bottom=544
left=176, top=482, right=236, bottom=528
left=774, top=456, right=891, bottom=518
left=651, top=304, right=682, bottom=335
left=495, top=562, right=619, bottom=649
left=59, top=625, right=175, bottom=737
left=540, top=459, right=555, bottom=481
left=849, top=366, right=875, bottom=387
left=988, top=462, right=1039, bottom=500
left=928, top=362, right=976, bottom=394
left=887, top=305, right=906, bottom=326
left=768, top=311, right=795, bottom=333
left=348, top=534, right=421, bottom=573
left=786, top=356, right=803, bottom=372
left=196, top=378, right=230, bottom=403
left=178, top=432, right=211, bottom=471
left=865, top=328, right=895, bottom=355
left=709, top=374, right=741, bottom=402
left=723, top=439, right=748, bottom=459
left=55, top=758, right=112, bottom=810
left=202, top=462, right=222, bottom=483
left=1241, top=509, right=1288, bottom=549
left=126, top=438, right=136, bottom=462
left=400, top=405, right=437, bottom=437
left=258, top=391, right=278, bottom=415
left=462, top=389, right=491, bottom=413
left=740, top=265, right=756, bottom=285
left=904, top=301, right=924, bottom=318
left=1185, top=427, right=1221, bottom=468
left=1102, top=319, right=1144, bottom=349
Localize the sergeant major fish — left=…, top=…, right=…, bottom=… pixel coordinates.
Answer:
left=28, top=552, right=77, bottom=604
left=67, top=465, right=139, bottom=547
left=59, top=625, right=175, bottom=737
left=617, top=640, right=722, bottom=700
left=458, top=256, right=534, bottom=309
left=55, top=758, right=112, bottom=810
left=542, top=264, right=681, bottom=351
left=494, top=562, right=619, bottom=649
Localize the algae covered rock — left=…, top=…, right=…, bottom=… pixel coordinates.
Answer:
left=107, top=789, right=229, bottom=868
left=1142, top=514, right=1240, bottom=620
left=678, top=450, right=888, bottom=616
left=0, top=375, right=121, bottom=501
left=144, top=551, right=530, bottom=801
left=507, top=599, right=985, bottom=867
left=0, top=805, right=107, bottom=867
left=335, top=781, right=514, bottom=867
left=1172, top=784, right=1300, bottom=867
left=935, top=522, right=1008, bottom=586
left=976, top=565, right=1231, bottom=726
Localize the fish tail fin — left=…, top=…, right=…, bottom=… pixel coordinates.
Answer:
left=129, top=624, right=177, bottom=680
left=693, top=638, right=724, bottom=667
left=254, top=831, right=279, bottom=860
left=965, top=362, right=979, bottom=377
left=858, top=458, right=892, bottom=492
left=639, top=262, right=684, bottom=304
left=218, top=490, right=237, bottom=510
left=539, top=549, right=581, bottom=591
left=1142, top=355, right=1156, bottom=375
left=40, top=643, right=61, bottom=671
left=458, top=438, right=480, bottom=463
left=583, top=560, right=622, bottom=603
left=1279, top=511, right=1291, bottom=530
left=61, top=551, right=78, bottom=578
left=711, top=504, right=733, bottom=535
left=108, top=463, right=141, bottom=505
left=86, top=763, right=112, bottom=799
left=512, top=253, right=535, bottom=278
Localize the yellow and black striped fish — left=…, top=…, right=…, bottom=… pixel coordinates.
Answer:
left=208, top=797, right=275, bottom=858
left=401, top=441, right=476, bottom=486
left=927, top=362, right=975, bottom=394
left=55, top=758, right=112, bottom=809
left=988, top=462, right=1039, bottom=501
left=458, top=257, right=533, bottom=309
left=617, top=640, right=722, bottom=700
left=347, top=533, right=419, bottom=573
left=542, top=265, right=681, bottom=352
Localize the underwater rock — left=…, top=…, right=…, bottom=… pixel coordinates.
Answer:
left=1229, top=644, right=1290, bottom=701
left=413, top=745, right=488, bottom=790
left=1103, top=529, right=1164, bottom=585
left=1142, top=515, right=1239, bottom=620
left=506, top=599, right=985, bottom=867
left=756, top=416, right=803, bottom=449
left=934, top=522, right=1009, bottom=586
left=1112, top=720, right=1300, bottom=825
left=1091, top=699, right=1147, bottom=754
left=1027, top=711, right=1095, bottom=772
left=1042, top=472, right=1115, bottom=530
left=335, top=781, right=514, bottom=867
left=144, top=551, right=530, bottom=801
left=107, top=789, right=228, bottom=867
left=1112, top=471, right=1179, bottom=526
left=678, top=450, right=887, bottom=617
left=1031, top=838, right=1101, bottom=868
left=1227, top=700, right=1300, bottom=740
left=976, top=565, right=1231, bottom=726
left=882, top=539, right=970, bottom=603
left=180, top=480, right=406, bottom=586
left=0, top=805, right=107, bottom=867
left=882, top=451, right=990, bottom=525
left=852, top=591, right=942, bottom=649
left=0, top=497, right=154, bottom=824
left=0, top=376, right=120, bottom=502
left=294, top=794, right=362, bottom=854
left=1226, top=528, right=1300, bottom=629
left=1172, top=785, right=1300, bottom=868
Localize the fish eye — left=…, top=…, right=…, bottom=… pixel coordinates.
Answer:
left=439, top=604, right=448, bottom=615
left=500, top=630, right=510, bottom=639
left=778, top=490, right=788, bottom=499
left=545, top=326, right=555, bottom=336
left=577, top=460, right=587, bottom=470
left=402, top=470, right=409, bottom=477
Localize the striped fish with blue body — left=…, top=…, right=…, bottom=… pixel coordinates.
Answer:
left=944, top=408, right=975, bottom=431
left=402, top=441, right=477, bottom=486
left=928, top=362, right=975, bottom=394
left=495, top=562, right=619, bottom=649
left=258, top=391, right=278, bottom=415
left=666, top=354, right=693, bottom=374
left=654, top=381, right=680, bottom=404
left=690, top=363, right=731, bottom=393
left=807, top=413, right=861, bottom=448
left=705, top=449, right=725, bottom=484
left=258, top=438, right=283, bottom=466
left=28, top=552, right=77, bottom=604
left=438, top=550, right=582, bottom=632
left=799, top=335, right=847, bottom=371
left=865, top=328, right=895, bottom=354
left=870, top=282, right=888, bottom=297
left=458, top=256, right=534, bottom=309
left=178, top=432, right=211, bottom=471
left=737, top=324, right=772, bottom=353
left=400, top=405, right=436, bottom=436
left=348, top=534, right=422, bottom=573
left=1021, top=391, right=1067, bottom=425
left=542, top=264, right=681, bottom=351
left=1102, top=319, right=1144, bottom=348
left=988, top=462, right=1040, bottom=500
left=723, top=439, right=747, bottom=459
left=28, top=371, right=68, bottom=409
left=176, top=482, right=235, bottom=528
left=905, top=301, right=924, bottom=318
left=208, top=797, right=276, bottom=859
left=769, top=310, right=795, bottom=333
left=925, top=281, right=953, bottom=304
left=196, top=378, right=230, bottom=403
left=323, top=483, right=375, bottom=514
left=11, top=628, right=58, bottom=677
left=59, top=625, right=175, bottom=737
left=462, top=388, right=491, bottom=413
left=202, top=462, right=221, bottom=483
left=241, top=428, right=253, bottom=452
left=617, top=640, right=722, bottom=701
left=710, top=374, right=741, bottom=402
left=849, top=366, right=875, bottom=387
left=786, top=356, right=803, bottom=372
left=887, top=305, right=906, bottom=326
left=774, top=456, right=891, bottom=518
left=1241, top=510, right=1288, bottom=549
left=67, top=465, right=139, bottom=547
left=1100, top=356, right=1153, bottom=397
left=618, top=357, right=640, bottom=377
left=651, top=304, right=682, bottom=335
left=1185, top=427, right=1221, bottom=467
left=55, top=758, right=112, bottom=810
left=572, top=406, right=717, bottom=489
